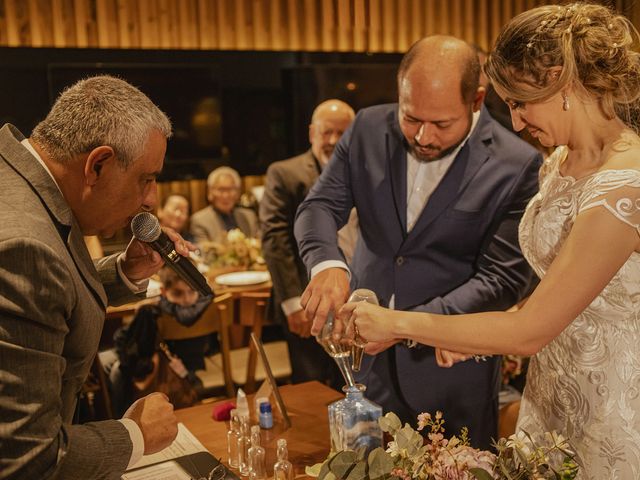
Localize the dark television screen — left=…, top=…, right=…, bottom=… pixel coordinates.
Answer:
left=284, top=64, right=399, bottom=154
left=47, top=63, right=221, bottom=177
left=0, top=48, right=401, bottom=179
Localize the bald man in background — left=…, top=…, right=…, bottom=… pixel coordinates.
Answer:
left=260, top=99, right=356, bottom=389
left=295, top=37, right=541, bottom=447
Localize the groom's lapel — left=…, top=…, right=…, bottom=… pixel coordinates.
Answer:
left=387, top=115, right=408, bottom=239
left=408, top=109, right=493, bottom=238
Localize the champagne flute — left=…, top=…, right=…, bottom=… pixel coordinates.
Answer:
left=316, top=312, right=356, bottom=387
left=347, top=289, right=379, bottom=372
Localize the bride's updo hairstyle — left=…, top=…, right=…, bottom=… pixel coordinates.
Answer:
left=485, top=2, right=640, bottom=132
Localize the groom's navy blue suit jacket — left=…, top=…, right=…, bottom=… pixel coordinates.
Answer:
left=295, top=104, right=542, bottom=448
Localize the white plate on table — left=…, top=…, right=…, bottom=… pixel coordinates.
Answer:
left=214, top=270, right=271, bottom=286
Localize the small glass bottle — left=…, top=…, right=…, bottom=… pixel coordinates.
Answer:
left=273, top=438, right=294, bottom=480
left=227, top=408, right=241, bottom=468
left=237, top=415, right=252, bottom=476
left=248, top=425, right=267, bottom=480
left=328, top=384, right=382, bottom=454
left=259, top=401, right=273, bottom=429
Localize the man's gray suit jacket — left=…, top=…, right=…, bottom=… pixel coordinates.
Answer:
left=190, top=205, right=259, bottom=245
left=260, top=150, right=320, bottom=311
left=0, top=125, right=143, bottom=479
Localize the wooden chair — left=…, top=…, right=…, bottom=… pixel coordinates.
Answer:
left=157, top=293, right=235, bottom=399
left=229, top=292, right=291, bottom=393
left=79, top=354, right=115, bottom=421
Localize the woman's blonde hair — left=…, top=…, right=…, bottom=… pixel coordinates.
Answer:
left=485, top=2, right=640, bottom=132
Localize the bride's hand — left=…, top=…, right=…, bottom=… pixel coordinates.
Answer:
left=340, top=301, right=398, bottom=345
left=435, top=348, right=471, bottom=368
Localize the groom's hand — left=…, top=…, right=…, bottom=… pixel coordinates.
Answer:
left=364, top=340, right=399, bottom=355
left=435, top=348, right=471, bottom=368
left=300, top=267, right=350, bottom=336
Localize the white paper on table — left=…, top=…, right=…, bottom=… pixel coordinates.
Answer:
left=123, top=422, right=209, bottom=478
left=122, top=460, right=192, bottom=480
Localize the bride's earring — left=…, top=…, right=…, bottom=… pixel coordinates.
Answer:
left=562, top=93, right=570, bottom=111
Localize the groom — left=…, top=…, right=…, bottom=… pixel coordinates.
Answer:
left=294, top=36, right=542, bottom=449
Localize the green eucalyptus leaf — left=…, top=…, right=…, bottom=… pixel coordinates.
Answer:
left=305, top=462, right=324, bottom=478
left=379, top=412, right=402, bottom=434
left=394, top=426, right=423, bottom=456
left=345, top=461, right=368, bottom=480
left=318, top=460, right=333, bottom=480
left=368, top=448, right=394, bottom=479
left=469, top=467, right=495, bottom=480
left=329, top=451, right=358, bottom=479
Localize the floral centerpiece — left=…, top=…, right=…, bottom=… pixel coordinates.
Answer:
left=199, top=228, right=265, bottom=272
left=502, top=355, right=525, bottom=386
left=307, top=411, right=578, bottom=480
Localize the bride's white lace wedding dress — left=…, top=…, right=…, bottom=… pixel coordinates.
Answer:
left=517, top=146, right=640, bottom=479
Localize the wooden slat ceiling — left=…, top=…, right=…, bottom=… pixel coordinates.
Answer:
left=0, top=0, right=636, bottom=52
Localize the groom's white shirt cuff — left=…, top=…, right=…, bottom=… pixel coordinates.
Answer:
left=310, top=260, right=351, bottom=279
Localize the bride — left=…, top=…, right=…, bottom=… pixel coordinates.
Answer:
left=341, top=3, right=640, bottom=478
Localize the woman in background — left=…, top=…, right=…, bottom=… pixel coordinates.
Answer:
left=158, top=193, right=195, bottom=244
left=343, top=3, right=640, bottom=477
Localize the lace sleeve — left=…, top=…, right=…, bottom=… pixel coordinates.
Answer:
left=579, top=170, right=640, bottom=232
left=539, top=146, right=566, bottom=187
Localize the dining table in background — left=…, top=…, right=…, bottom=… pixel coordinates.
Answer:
left=103, top=271, right=273, bottom=350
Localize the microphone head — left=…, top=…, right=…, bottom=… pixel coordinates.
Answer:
left=131, top=212, right=161, bottom=242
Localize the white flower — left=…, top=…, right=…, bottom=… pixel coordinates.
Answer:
left=227, top=228, right=246, bottom=243
left=506, top=431, right=536, bottom=464
left=544, top=431, right=573, bottom=452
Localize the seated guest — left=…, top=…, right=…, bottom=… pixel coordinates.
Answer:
left=190, top=166, right=259, bottom=244
left=158, top=193, right=195, bottom=243
left=100, top=265, right=213, bottom=416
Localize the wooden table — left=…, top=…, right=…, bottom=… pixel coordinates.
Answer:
left=210, top=279, right=271, bottom=298
left=103, top=277, right=272, bottom=348
left=175, top=381, right=342, bottom=477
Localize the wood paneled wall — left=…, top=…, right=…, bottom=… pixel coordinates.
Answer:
left=1, top=0, right=637, bottom=52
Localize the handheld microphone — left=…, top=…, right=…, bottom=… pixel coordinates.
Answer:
left=131, top=212, right=213, bottom=298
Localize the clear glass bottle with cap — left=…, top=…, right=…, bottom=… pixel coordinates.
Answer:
left=328, top=383, right=383, bottom=455
left=248, top=425, right=267, bottom=480
left=237, top=415, right=252, bottom=476
left=259, top=401, right=273, bottom=429
left=227, top=408, right=241, bottom=468
left=273, top=438, right=293, bottom=480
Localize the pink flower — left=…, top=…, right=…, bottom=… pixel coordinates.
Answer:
left=417, top=412, right=431, bottom=430
left=390, top=467, right=411, bottom=480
